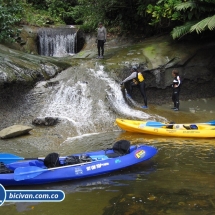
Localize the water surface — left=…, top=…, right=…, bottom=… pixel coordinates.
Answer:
left=1, top=131, right=215, bottom=215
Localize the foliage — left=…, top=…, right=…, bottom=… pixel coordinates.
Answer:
left=1, top=0, right=215, bottom=43
left=171, top=1, right=215, bottom=39
left=71, top=0, right=154, bottom=34
left=190, top=15, right=215, bottom=32
left=146, top=0, right=215, bottom=39
left=22, top=6, right=63, bottom=26
left=26, top=0, right=77, bottom=24
left=0, top=0, right=23, bottom=42
left=146, top=0, right=182, bottom=26
left=171, top=21, right=197, bottom=39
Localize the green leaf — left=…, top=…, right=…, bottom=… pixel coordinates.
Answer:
left=171, top=21, right=197, bottom=39
left=207, top=14, right=215, bottom=30
left=190, top=15, right=215, bottom=33
left=175, top=2, right=197, bottom=11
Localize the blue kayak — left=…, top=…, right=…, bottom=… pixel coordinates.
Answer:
left=0, top=143, right=157, bottom=186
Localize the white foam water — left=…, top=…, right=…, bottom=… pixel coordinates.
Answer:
left=37, top=65, right=166, bottom=135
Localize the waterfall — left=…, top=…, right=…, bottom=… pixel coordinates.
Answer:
left=38, top=27, right=77, bottom=57
left=36, top=64, right=166, bottom=137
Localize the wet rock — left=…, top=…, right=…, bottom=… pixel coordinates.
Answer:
left=32, top=117, right=60, bottom=126
left=44, top=80, right=59, bottom=88
left=0, top=44, right=72, bottom=87
left=0, top=125, right=33, bottom=139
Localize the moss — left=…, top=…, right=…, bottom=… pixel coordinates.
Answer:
left=143, top=46, right=156, bottom=59
left=48, top=60, right=72, bottom=70
left=78, top=51, right=85, bottom=56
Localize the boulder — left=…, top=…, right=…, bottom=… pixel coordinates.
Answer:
left=32, top=117, right=60, bottom=126
left=0, top=125, right=33, bottom=139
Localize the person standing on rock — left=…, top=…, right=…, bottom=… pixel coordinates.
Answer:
left=96, top=22, right=107, bottom=59
left=171, top=69, right=181, bottom=111
left=120, top=66, right=148, bottom=109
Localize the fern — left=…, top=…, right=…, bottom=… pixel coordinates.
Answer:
left=190, top=15, right=215, bottom=33
left=207, top=15, right=215, bottom=30
left=171, top=21, right=197, bottom=39
left=175, top=2, right=197, bottom=11
left=171, top=1, right=215, bottom=39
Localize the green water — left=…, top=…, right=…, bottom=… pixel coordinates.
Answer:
left=1, top=131, right=215, bottom=215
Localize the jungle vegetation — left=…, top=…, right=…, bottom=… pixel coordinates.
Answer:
left=0, top=0, right=214, bottom=42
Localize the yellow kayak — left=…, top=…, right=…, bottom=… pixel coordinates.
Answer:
left=115, top=118, right=215, bottom=138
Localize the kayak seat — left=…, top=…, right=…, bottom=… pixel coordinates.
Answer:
left=190, top=124, right=198, bottom=129
left=166, top=121, right=175, bottom=129
left=183, top=125, right=198, bottom=130
left=44, top=152, right=61, bottom=168
left=183, top=125, right=190, bottom=130
left=105, top=140, right=130, bottom=158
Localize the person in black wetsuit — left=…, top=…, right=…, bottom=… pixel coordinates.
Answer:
left=121, top=66, right=148, bottom=109
left=171, top=69, right=181, bottom=111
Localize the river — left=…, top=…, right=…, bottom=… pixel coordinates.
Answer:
left=0, top=53, right=215, bottom=214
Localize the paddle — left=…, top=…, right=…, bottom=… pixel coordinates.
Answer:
left=145, top=121, right=164, bottom=127
left=14, top=162, right=93, bottom=181
left=145, top=120, right=215, bottom=128
left=0, top=153, right=44, bottom=164
left=0, top=153, right=67, bottom=165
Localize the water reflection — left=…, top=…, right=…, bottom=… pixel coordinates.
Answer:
left=4, top=160, right=156, bottom=213
left=118, top=131, right=215, bottom=146
left=1, top=131, right=215, bottom=214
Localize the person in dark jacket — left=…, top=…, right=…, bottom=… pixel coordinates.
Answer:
left=171, top=69, right=181, bottom=111
left=121, top=66, right=148, bottom=109
left=96, top=22, right=107, bottom=59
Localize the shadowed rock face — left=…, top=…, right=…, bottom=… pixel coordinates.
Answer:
left=0, top=44, right=73, bottom=87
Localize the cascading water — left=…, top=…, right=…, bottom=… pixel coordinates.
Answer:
left=37, top=63, right=166, bottom=138
left=38, top=27, right=77, bottom=57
